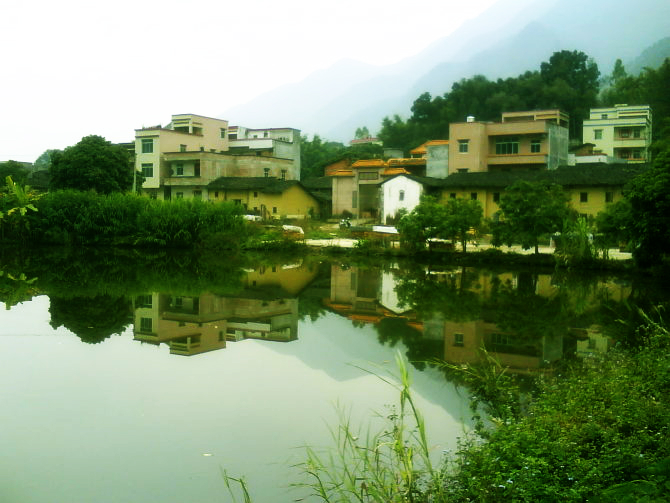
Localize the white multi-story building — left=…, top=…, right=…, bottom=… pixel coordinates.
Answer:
left=582, top=104, right=652, bottom=163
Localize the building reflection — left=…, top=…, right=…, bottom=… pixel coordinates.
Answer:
left=132, top=261, right=317, bottom=356
left=325, top=264, right=629, bottom=373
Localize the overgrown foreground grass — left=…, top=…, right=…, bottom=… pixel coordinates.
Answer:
left=227, top=314, right=670, bottom=502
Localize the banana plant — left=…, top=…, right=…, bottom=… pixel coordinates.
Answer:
left=0, top=176, right=41, bottom=241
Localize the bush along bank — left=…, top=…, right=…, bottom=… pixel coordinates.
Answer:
left=7, top=190, right=248, bottom=248
left=440, top=311, right=670, bottom=502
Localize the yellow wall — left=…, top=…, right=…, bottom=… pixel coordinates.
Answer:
left=439, top=186, right=625, bottom=219
left=212, top=184, right=318, bottom=218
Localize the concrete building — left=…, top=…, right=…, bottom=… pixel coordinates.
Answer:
left=582, top=104, right=652, bottom=163
left=448, top=110, right=569, bottom=174
left=134, top=114, right=300, bottom=200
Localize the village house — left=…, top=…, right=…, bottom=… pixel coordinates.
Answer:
left=206, top=176, right=319, bottom=220
left=448, top=109, right=569, bottom=174
left=134, top=114, right=300, bottom=200
left=582, top=104, right=652, bottom=163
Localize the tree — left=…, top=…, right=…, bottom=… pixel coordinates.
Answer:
left=49, top=135, right=133, bottom=193
left=354, top=126, right=371, bottom=139
left=33, top=149, right=61, bottom=171
left=395, top=195, right=445, bottom=251
left=492, top=180, right=570, bottom=254
left=0, top=160, right=30, bottom=185
left=626, top=148, right=670, bottom=266
left=442, top=198, right=483, bottom=252
left=540, top=50, right=600, bottom=139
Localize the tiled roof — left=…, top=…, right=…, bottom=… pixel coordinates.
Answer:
left=207, top=176, right=303, bottom=193
left=410, top=140, right=449, bottom=155
left=352, top=159, right=386, bottom=168
left=301, top=176, right=333, bottom=189
left=440, top=163, right=647, bottom=189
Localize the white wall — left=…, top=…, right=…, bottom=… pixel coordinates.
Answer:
left=381, top=176, right=423, bottom=224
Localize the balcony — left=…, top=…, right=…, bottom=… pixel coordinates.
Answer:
left=487, top=153, right=548, bottom=165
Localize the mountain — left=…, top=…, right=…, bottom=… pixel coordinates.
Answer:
left=221, top=0, right=670, bottom=143
left=626, top=36, right=670, bottom=74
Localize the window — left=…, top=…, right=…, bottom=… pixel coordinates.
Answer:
left=193, top=190, right=202, bottom=199
left=594, top=129, right=603, bottom=140
left=399, top=190, right=405, bottom=201
left=457, top=168, right=468, bottom=173
left=141, top=138, right=153, bottom=153
left=229, top=133, right=237, bottom=140
left=450, top=193, right=456, bottom=199
left=214, top=191, right=219, bottom=198
left=470, top=192, right=478, bottom=201
left=454, top=333, right=464, bottom=347
left=272, top=206, right=277, bottom=214
left=175, top=163, right=184, bottom=176
left=264, top=168, right=270, bottom=178
left=141, top=163, right=153, bottom=177
left=580, top=192, right=588, bottom=203
left=263, top=131, right=268, bottom=138
left=601, top=114, right=608, bottom=119
left=140, top=317, right=152, bottom=332
left=619, top=128, right=630, bottom=138
left=137, top=295, right=152, bottom=308
left=359, top=171, right=379, bottom=180
left=176, top=192, right=184, bottom=199
left=530, top=139, right=541, bottom=153
left=281, top=169, right=287, bottom=180
left=253, top=191, right=258, bottom=198
left=180, top=144, right=187, bottom=152
left=605, top=191, right=614, bottom=203
left=194, top=161, right=200, bottom=177
left=220, top=128, right=227, bottom=139
left=632, top=149, right=642, bottom=159
left=458, top=139, right=469, bottom=153
left=495, top=137, right=519, bottom=155
left=493, top=192, right=500, bottom=203
left=633, top=129, right=641, bottom=138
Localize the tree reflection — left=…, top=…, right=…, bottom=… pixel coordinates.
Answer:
left=375, top=317, right=443, bottom=370
left=394, top=265, right=482, bottom=322
left=49, top=295, right=132, bottom=344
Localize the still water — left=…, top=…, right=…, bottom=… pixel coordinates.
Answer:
left=0, top=250, right=666, bottom=502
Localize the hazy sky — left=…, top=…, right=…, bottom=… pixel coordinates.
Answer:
left=1, top=0, right=499, bottom=162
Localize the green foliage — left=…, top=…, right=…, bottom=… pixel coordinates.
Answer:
left=492, top=180, right=570, bottom=254
left=0, top=160, right=31, bottom=185
left=21, top=190, right=246, bottom=248
left=600, top=58, right=670, bottom=140
left=0, top=176, right=41, bottom=241
left=354, top=126, right=371, bottom=139
left=444, top=313, right=670, bottom=502
left=540, top=50, right=600, bottom=139
left=595, top=199, right=633, bottom=253
left=554, top=217, right=598, bottom=267
left=379, top=50, right=601, bottom=150
left=626, top=149, right=670, bottom=266
left=395, top=195, right=482, bottom=253
left=49, top=135, right=133, bottom=193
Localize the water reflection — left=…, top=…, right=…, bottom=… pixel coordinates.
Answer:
left=0, top=249, right=666, bottom=370
left=132, top=261, right=317, bottom=356
left=323, top=262, right=643, bottom=373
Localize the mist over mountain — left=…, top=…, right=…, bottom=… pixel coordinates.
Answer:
left=221, top=0, right=670, bottom=143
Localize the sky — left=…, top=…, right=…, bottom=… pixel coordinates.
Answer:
left=1, top=0, right=499, bottom=163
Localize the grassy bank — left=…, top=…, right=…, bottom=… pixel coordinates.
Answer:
left=5, top=190, right=247, bottom=248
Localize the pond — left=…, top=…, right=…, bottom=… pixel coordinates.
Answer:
left=0, top=249, right=667, bottom=502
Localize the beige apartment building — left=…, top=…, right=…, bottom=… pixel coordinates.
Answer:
left=134, top=114, right=300, bottom=200
left=448, top=110, right=569, bottom=174
left=582, top=104, right=652, bottom=163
